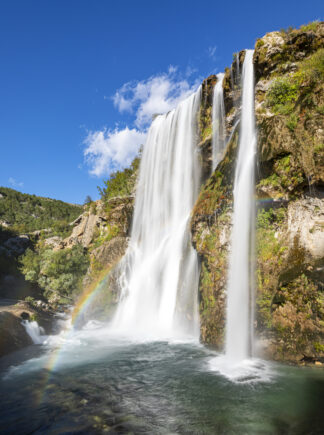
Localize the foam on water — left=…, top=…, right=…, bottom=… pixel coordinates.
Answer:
left=208, top=355, right=274, bottom=384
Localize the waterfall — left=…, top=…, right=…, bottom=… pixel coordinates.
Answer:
left=22, top=320, right=46, bottom=344
left=225, top=50, right=256, bottom=362
left=230, top=52, right=240, bottom=89
left=212, top=73, right=226, bottom=171
left=113, top=88, right=201, bottom=340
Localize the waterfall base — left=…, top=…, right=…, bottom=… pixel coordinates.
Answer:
left=208, top=354, right=273, bottom=383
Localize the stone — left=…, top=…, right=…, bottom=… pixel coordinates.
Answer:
left=3, top=235, right=30, bottom=256
left=44, top=236, right=63, bottom=249
left=0, top=311, right=32, bottom=357
left=287, top=198, right=324, bottom=260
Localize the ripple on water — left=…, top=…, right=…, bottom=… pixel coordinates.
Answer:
left=1, top=325, right=324, bottom=434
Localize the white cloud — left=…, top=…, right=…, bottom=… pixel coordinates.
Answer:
left=207, top=45, right=217, bottom=59
left=8, top=177, right=23, bottom=188
left=112, top=70, right=199, bottom=128
left=168, top=65, right=178, bottom=74
left=85, top=67, right=200, bottom=177
left=84, top=127, right=146, bottom=177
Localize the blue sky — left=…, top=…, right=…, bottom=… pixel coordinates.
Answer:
left=0, top=1, right=322, bottom=204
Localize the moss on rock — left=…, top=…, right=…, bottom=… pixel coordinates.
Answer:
left=191, top=22, right=324, bottom=364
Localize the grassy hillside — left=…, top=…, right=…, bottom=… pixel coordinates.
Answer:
left=0, top=187, right=82, bottom=234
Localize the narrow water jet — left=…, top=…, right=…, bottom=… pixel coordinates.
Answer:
left=112, top=88, right=202, bottom=340
left=225, top=49, right=256, bottom=362
left=230, top=52, right=240, bottom=89
left=212, top=73, right=226, bottom=171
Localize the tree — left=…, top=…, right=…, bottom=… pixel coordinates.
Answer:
left=84, top=195, right=93, bottom=205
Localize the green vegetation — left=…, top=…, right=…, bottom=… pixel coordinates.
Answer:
left=84, top=195, right=93, bottom=205
left=255, top=39, right=265, bottom=49
left=300, top=20, right=320, bottom=33
left=272, top=274, right=322, bottom=355
left=266, top=49, right=324, bottom=115
left=20, top=244, right=89, bottom=303
left=299, top=48, right=324, bottom=82
left=199, top=106, right=213, bottom=142
left=256, top=206, right=288, bottom=329
left=98, top=156, right=140, bottom=203
left=314, top=143, right=324, bottom=155
left=201, top=125, right=212, bottom=141
left=266, top=76, right=300, bottom=114
left=91, top=224, right=120, bottom=250
left=316, top=105, right=324, bottom=115
left=314, top=342, right=324, bottom=353
left=0, top=187, right=82, bottom=234
left=286, top=113, right=298, bottom=131
left=256, top=207, right=286, bottom=229
left=258, top=154, right=305, bottom=194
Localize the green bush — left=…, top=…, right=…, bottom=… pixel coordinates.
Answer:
left=286, top=113, right=298, bottom=131
left=255, top=39, right=265, bottom=49
left=98, top=155, right=140, bottom=203
left=299, top=48, right=324, bottom=83
left=266, top=48, right=324, bottom=115
left=20, top=244, right=89, bottom=301
left=266, top=77, right=299, bottom=114
left=257, top=207, right=287, bottom=230
left=300, top=21, right=320, bottom=32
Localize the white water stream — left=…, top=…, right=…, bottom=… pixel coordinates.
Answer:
left=22, top=320, right=46, bottom=344
left=112, top=88, right=202, bottom=340
left=16, top=51, right=261, bottom=384
left=225, top=49, right=256, bottom=362
left=212, top=73, right=226, bottom=171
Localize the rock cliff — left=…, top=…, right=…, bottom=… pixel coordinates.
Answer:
left=192, top=21, right=324, bottom=364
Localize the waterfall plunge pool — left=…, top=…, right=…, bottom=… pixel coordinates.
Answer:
left=1, top=321, right=324, bottom=434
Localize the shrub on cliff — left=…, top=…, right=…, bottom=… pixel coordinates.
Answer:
left=98, top=155, right=140, bottom=203
left=20, top=244, right=89, bottom=303
left=266, top=48, right=324, bottom=115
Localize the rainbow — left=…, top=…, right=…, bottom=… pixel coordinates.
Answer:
left=71, top=265, right=113, bottom=326
left=35, top=264, right=116, bottom=405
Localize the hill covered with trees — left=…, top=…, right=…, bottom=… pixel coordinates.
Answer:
left=0, top=187, right=82, bottom=235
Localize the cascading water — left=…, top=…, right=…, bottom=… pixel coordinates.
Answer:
left=225, top=49, right=256, bottom=362
left=230, top=52, right=240, bottom=89
left=112, top=88, right=202, bottom=340
left=212, top=73, right=226, bottom=171
left=22, top=320, right=46, bottom=344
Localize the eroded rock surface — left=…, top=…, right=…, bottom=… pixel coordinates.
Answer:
left=192, top=22, right=324, bottom=363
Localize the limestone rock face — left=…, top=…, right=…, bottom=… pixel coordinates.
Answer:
left=287, top=198, right=324, bottom=260
left=69, top=213, right=100, bottom=248
left=62, top=207, right=105, bottom=249
left=80, top=196, right=134, bottom=296
left=82, top=236, right=128, bottom=289
left=44, top=236, right=63, bottom=249
left=58, top=197, right=133, bottom=251
left=91, top=237, right=128, bottom=268
left=191, top=21, right=324, bottom=363
left=254, top=24, right=324, bottom=81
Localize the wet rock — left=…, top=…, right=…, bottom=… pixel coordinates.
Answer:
left=0, top=311, right=32, bottom=357
left=192, top=22, right=324, bottom=362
